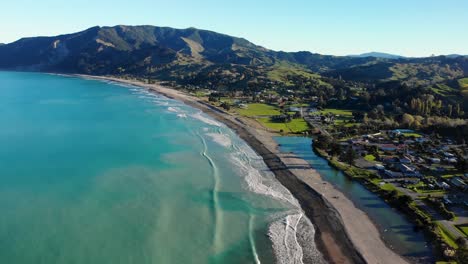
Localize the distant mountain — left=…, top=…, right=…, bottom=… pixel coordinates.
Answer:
left=0, top=25, right=466, bottom=90
left=0, top=25, right=277, bottom=73
left=349, top=52, right=405, bottom=59
left=444, top=54, right=467, bottom=58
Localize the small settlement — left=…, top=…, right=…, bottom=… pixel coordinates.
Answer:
left=336, top=129, right=468, bottom=254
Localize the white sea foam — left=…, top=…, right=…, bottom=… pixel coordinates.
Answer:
left=268, top=214, right=325, bottom=264
left=191, top=112, right=222, bottom=127
left=206, top=133, right=232, bottom=148
left=167, top=106, right=182, bottom=113
left=231, top=142, right=299, bottom=206
left=268, top=214, right=304, bottom=264
left=226, top=133, right=324, bottom=264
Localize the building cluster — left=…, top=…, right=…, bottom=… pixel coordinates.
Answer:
left=342, top=129, right=467, bottom=196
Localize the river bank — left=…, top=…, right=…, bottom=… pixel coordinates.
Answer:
left=77, top=75, right=410, bottom=264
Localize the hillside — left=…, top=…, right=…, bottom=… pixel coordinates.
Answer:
left=0, top=25, right=467, bottom=110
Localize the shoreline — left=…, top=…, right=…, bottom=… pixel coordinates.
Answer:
left=77, top=74, right=410, bottom=264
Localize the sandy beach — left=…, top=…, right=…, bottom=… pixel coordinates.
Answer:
left=79, top=75, right=410, bottom=264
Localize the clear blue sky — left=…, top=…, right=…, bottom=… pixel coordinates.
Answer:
left=1, top=0, right=467, bottom=57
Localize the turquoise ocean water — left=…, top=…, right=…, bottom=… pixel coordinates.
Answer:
left=0, top=72, right=323, bottom=264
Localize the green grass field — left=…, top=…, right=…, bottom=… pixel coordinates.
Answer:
left=402, top=132, right=422, bottom=138
left=237, top=103, right=281, bottom=117
left=258, top=118, right=309, bottom=133
left=319, top=108, right=355, bottom=127
left=364, top=154, right=376, bottom=161
left=458, top=77, right=468, bottom=88
left=457, top=225, right=468, bottom=237
left=319, top=108, right=353, bottom=116
left=436, top=222, right=459, bottom=249
left=371, top=179, right=399, bottom=192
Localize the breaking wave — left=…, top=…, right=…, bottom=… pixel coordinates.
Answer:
left=205, top=132, right=232, bottom=148
left=206, top=128, right=324, bottom=264
left=125, top=82, right=324, bottom=264
left=191, top=112, right=222, bottom=127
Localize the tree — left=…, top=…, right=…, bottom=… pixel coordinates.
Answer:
left=454, top=247, right=468, bottom=264
left=401, top=113, right=415, bottom=127
left=220, top=102, right=231, bottom=111
left=314, top=134, right=332, bottom=150
left=397, top=195, right=413, bottom=205
left=342, top=146, right=358, bottom=166
left=329, top=143, right=342, bottom=158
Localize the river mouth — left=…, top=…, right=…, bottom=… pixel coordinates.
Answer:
left=274, top=136, right=434, bottom=263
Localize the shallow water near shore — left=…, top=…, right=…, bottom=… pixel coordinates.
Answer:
left=275, top=136, right=433, bottom=262
left=0, top=71, right=322, bottom=264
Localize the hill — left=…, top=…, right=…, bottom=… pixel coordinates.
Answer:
left=0, top=25, right=467, bottom=111
left=349, top=52, right=405, bottom=59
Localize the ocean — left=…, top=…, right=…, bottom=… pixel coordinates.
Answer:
left=0, top=72, right=323, bottom=264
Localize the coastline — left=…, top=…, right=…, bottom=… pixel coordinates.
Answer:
left=77, top=74, right=410, bottom=264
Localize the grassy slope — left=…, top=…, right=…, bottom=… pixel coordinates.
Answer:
left=459, top=77, right=468, bottom=98
left=430, top=83, right=459, bottom=99
left=267, top=61, right=331, bottom=87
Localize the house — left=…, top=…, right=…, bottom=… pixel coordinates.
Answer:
left=384, top=170, right=396, bottom=178
left=382, top=156, right=399, bottom=164
left=398, top=164, right=421, bottom=177
left=379, top=144, right=398, bottom=152
left=445, top=157, right=457, bottom=164
left=309, top=114, right=322, bottom=121
left=399, top=156, right=412, bottom=164
left=443, top=152, right=455, bottom=158
left=443, top=196, right=453, bottom=205
left=238, top=103, right=248, bottom=109
left=289, top=106, right=301, bottom=112
left=389, top=129, right=414, bottom=137
left=414, top=157, right=425, bottom=164
left=374, top=164, right=385, bottom=170
left=398, top=163, right=414, bottom=172
left=450, top=177, right=466, bottom=189
left=384, top=170, right=403, bottom=178
left=415, top=137, right=429, bottom=143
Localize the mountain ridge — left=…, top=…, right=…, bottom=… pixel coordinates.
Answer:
left=0, top=25, right=466, bottom=91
